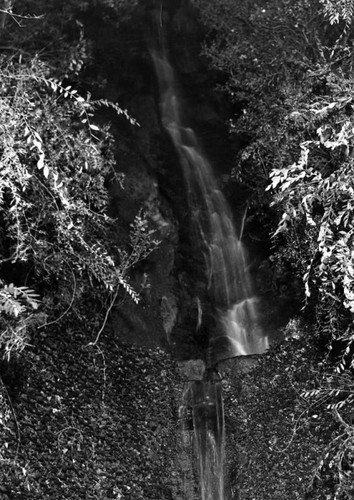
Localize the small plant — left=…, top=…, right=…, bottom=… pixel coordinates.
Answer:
left=0, top=281, right=41, bottom=359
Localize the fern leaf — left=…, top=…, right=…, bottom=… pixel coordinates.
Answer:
left=118, top=275, right=140, bottom=304
left=17, top=286, right=40, bottom=309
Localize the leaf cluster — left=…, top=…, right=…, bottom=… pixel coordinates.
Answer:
left=268, top=67, right=354, bottom=351
left=0, top=280, right=42, bottom=359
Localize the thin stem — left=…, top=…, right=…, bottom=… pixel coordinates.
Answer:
left=85, top=287, right=120, bottom=347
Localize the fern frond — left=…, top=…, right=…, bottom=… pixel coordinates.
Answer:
left=118, top=274, right=140, bottom=304
left=0, top=284, right=40, bottom=317
left=0, top=292, right=24, bottom=317
left=16, top=286, right=40, bottom=309
left=92, top=99, right=140, bottom=126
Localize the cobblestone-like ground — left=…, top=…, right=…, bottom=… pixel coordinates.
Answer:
left=0, top=324, right=183, bottom=500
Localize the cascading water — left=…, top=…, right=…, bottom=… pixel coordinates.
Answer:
left=178, top=377, right=225, bottom=500
left=152, top=47, right=268, bottom=500
left=152, top=51, right=268, bottom=360
left=191, top=380, right=225, bottom=500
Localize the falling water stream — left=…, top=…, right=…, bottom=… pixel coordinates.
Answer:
left=152, top=48, right=268, bottom=500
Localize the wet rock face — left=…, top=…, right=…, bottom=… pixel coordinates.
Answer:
left=110, top=176, right=180, bottom=349
left=129, top=94, right=161, bottom=159
left=85, top=1, right=238, bottom=354
left=161, top=294, right=178, bottom=340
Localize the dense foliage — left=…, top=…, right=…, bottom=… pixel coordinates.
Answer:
left=194, top=0, right=354, bottom=497
left=0, top=2, right=158, bottom=357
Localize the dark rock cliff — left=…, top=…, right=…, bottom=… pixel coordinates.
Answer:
left=79, top=0, right=243, bottom=360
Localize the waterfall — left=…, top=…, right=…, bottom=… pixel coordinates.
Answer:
left=152, top=46, right=268, bottom=500
left=152, top=51, right=268, bottom=361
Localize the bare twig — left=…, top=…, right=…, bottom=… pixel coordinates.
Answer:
left=85, top=287, right=120, bottom=347
left=0, top=374, right=21, bottom=458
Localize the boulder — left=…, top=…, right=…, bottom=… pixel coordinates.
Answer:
left=177, top=359, right=206, bottom=381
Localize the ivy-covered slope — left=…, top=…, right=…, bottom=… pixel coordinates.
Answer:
left=0, top=325, right=181, bottom=499
left=222, top=329, right=353, bottom=500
